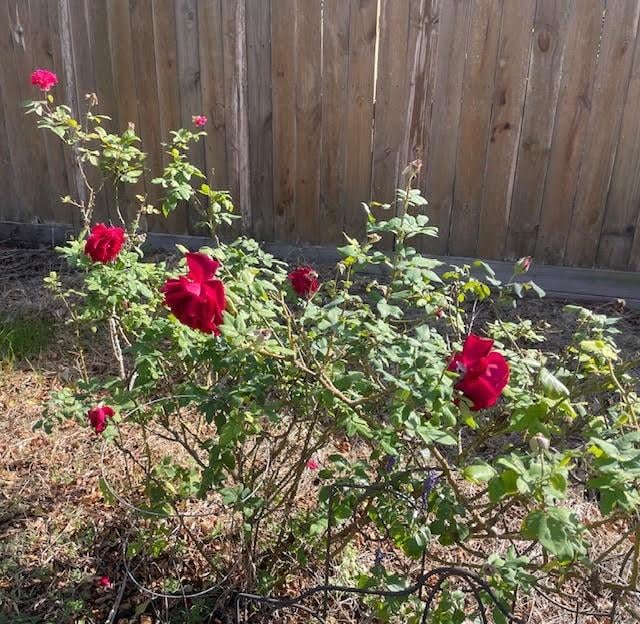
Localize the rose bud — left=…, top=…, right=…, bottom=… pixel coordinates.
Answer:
left=529, top=433, right=550, bottom=453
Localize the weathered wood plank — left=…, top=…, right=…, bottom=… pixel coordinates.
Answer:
left=535, top=0, right=604, bottom=265
left=371, top=0, right=411, bottom=208
left=130, top=0, right=163, bottom=225
left=448, top=0, right=503, bottom=257
left=424, top=0, right=470, bottom=255
left=30, top=0, right=71, bottom=223
left=221, top=0, right=250, bottom=232
left=404, top=0, right=439, bottom=194
left=246, top=0, right=274, bottom=241
left=319, top=0, right=350, bottom=245
left=152, top=0, right=188, bottom=234
left=505, top=0, right=571, bottom=260
left=597, top=24, right=640, bottom=269
left=293, top=0, right=322, bottom=243
left=564, top=0, right=640, bottom=267
left=476, top=0, right=536, bottom=259
left=271, top=0, right=296, bottom=240
left=342, top=0, right=377, bottom=240
left=106, top=0, right=140, bottom=224
left=0, top=0, right=53, bottom=223
left=175, top=0, right=205, bottom=234
left=197, top=0, right=228, bottom=195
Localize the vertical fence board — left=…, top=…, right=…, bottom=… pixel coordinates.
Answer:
left=294, top=0, right=322, bottom=243
left=535, top=1, right=604, bottom=265
left=404, top=0, right=439, bottom=196
left=221, top=0, right=250, bottom=232
left=476, top=0, right=535, bottom=260
left=597, top=26, right=640, bottom=269
left=0, top=0, right=52, bottom=223
left=565, top=1, right=640, bottom=267
left=271, top=0, right=296, bottom=240
left=505, top=0, right=571, bottom=260
left=246, top=0, right=273, bottom=241
left=198, top=0, right=229, bottom=200
left=130, top=0, right=163, bottom=229
left=30, top=0, right=71, bottom=223
left=106, top=0, right=140, bottom=223
left=175, top=0, right=205, bottom=234
left=152, top=0, right=187, bottom=233
left=448, top=0, right=503, bottom=257
left=342, top=0, right=377, bottom=239
left=424, top=0, right=470, bottom=255
left=371, top=0, right=411, bottom=213
left=319, top=0, right=350, bottom=245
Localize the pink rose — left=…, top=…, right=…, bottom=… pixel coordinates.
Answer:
left=84, top=224, right=126, bottom=263
left=87, top=405, right=114, bottom=434
left=192, top=115, right=207, bottom=127
left=448, top=334, right=510, bottom=411
left=31, top=69, right=58, bottom=92
left=288, top=266, right=319, bottom=298
left=515, top=256, right=532, bottom=274
left=162, top=252, right=226, bottom=334
left=306, top=458, right=320, bottom=470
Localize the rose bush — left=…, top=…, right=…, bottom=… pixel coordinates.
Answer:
left=27, top=71, right=640, bottom=621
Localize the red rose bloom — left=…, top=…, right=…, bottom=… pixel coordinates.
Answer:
left=288, top=266, right=319, bottom=298
left=31, top=68, right=58, bottom=91
left=448, top=334, right=509, bottom=411
left=161, top=252, right=226, bottom=334
left=192, top=115, right=207, bottom=127
left=84, top=224, right=126, bottom=263
left=87, top=405, right=114, bottom=434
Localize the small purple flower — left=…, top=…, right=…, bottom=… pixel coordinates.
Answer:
left=373, top=547, right=385, bottom=567
left=420, top=471, right=440, bottom=508
left=383, top=455, right=397, bottom=472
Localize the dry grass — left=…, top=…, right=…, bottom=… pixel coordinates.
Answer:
left=1, top=245, right=640, bottom=623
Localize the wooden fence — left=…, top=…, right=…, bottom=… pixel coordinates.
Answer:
left=1, top=0, right=640, bottom=271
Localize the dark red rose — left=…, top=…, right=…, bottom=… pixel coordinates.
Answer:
left=87, top=405, right=114, bottom=434
left=448, top=334, right=509, bottom=411
left=84, top=224, right=126, bottom=263
left=288, top=266, right=319, bottom=298
left=31, top=68, right=58, bottom=91
left=161, top=252, right=226, bottom=334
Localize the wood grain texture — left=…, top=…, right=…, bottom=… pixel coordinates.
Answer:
left=246, top=0, right=274, bottom=241
left=342, top=0, right=377, bottom=240
left=448, top=0, right=503, bottom=257
left=535, top=0, right=604, bottom=265
left=319, top=0, right=350, bottom=245
left=424, top=0, right=470, bottom=255
left=197, top=0, right=228, bottom=195
left=293, top=0, right=322, bottom=243
left=505, top=0, right=571, bottom=260
left=564, top=0, right=640, bottom=267
left=221, top=0, right=250, bottom=233
left=476, top=0, right=536, bottom=259
left=371, top=0, right=411, bottom=206
left=1, top=0, right=640, bottom=273
left=271, top=0, right=296, bottom=240
left=597, top=23, right=640, bottom=269
left=175, top=0, right=205, bottom=234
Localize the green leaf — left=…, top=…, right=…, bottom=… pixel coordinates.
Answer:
left=463, top=462, right=497, bottom=483
left=539, top=368, right=570, bottom=399
left=521, top=507, right=585, bottom=563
